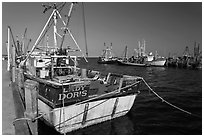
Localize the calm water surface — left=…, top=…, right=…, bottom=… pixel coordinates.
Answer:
left=39, top=57, right=202, bottom=135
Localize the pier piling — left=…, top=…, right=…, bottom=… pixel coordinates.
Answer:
left=24, top=79, right=39, bottom=135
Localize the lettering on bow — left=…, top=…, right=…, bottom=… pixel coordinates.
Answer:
left=58, top=84, right=89, bottom=101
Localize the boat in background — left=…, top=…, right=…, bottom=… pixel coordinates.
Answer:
left=97, top=43, right=118, bottom=64
left=117, top=42, right=150, bottom=67
left=149, top=58, right=166, bottom=66
left=118, top=41, right=166, bottom=67
left=147, top=51, right=166, bottom=67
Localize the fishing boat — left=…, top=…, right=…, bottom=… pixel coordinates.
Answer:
left=147, top=51, right=166, bottom=67
left=97, top=43, right=118, bottom=64
left=117, top=58, right=149, bottom=66
left=149, top=58, right=166, bottom=66
left=117, top=45, right=149, bottom=67
left=10, top=3, right=143, bottom=134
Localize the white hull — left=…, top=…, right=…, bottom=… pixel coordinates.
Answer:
left=118, top=60, right=148, bottom=67
left=38, top=94, right=137, bottom=134
left=150, top=60, right=166, bottom=66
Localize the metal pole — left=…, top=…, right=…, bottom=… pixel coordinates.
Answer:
left=138, top=41, right=141, bottom=56
left=59, top=3, right=74, bottom=50
left=53, top=10, right=58, bottom=50
left=82, top=2, right=88, bottom=57
left=12, top=44, right=16, bottom=82
left=7, top=27, right=10, bottom=71
left=23, top=9, right=56, bottom=63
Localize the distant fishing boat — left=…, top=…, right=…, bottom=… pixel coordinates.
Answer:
left=8, top=3, right=143, bottom=134
left=98, top=43, right=118, bottom=64
left=149, top=58, right=166, bottom=66
left=117, top=45, right=150, bottom=67
left=147, top=51, right=166, bottom=67
left=117, top=41, right=166, bottom=67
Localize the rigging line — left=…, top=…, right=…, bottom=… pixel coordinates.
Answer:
left=36, top=3, right=66, bottom=47
left=142, top=78, right=201, bottom=118
left=62, top=83, right=66, bottom=135
left=66, top=28, right=88, bottom=62
left=59, top=3, right=75, bottom=50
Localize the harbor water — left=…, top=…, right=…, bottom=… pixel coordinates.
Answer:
left=36, top=57, right=201, bottom=134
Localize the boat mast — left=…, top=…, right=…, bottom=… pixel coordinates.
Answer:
left=8, top=26, right=18, bottom=56
left=110, top=42, right=113, bottom=57
left=7, top=27, right=10, bottom=71
left=124, top=45, right=128, bottom=60
left=46, top=35, right=49, bottom=53
left=155, top=50, right=158, bottom=59
left=22, top=28, right=27, bottom=55
left=58, top=2, right=88, bottom=62
left=23, top=9, right=57, bottom=63
left=143, top=39, right=146, bottom=56
left=53, top=4, right=58, bottom=51
left=59, top=2, right=74, bottom=50
left=82, top=2, right=88, bottom=57
left=138, top=41, right=141, bottom=56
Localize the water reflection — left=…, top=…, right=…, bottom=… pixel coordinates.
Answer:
left=68, top=115, right=134, bottom=135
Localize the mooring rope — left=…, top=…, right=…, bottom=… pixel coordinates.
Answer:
left=142, top=78, right=201, bottom=118
left=13, top=77, right=201, bottom=128
left=13, top=117, right=32, bottom=124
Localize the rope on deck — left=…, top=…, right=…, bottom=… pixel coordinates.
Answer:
left=141, top=78, right=201, bottom=118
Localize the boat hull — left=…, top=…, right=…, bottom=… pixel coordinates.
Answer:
left=117, top=60, right=149, bottom=67
left=150, top=60, right=166, bottom=66
left=97, top=60, right=118, bottom=64
left=38, top=94, right=137, bottom=134
left=97, top=58, right=118, bottom=64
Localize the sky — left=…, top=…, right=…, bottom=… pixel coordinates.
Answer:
left=2, top=2, right=202, bottom=57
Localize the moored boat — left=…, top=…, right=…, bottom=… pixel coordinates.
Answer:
left=97, top=43, right=118, bottom=64
left=147, top=51, right=166, bottom=67
left=10, top=2, right=143, bottom=134
left=117, top=59, right=149, bottom=66
left=149, top=58, right=166, bottom=66
left=117, top=45, right=149, bottom=67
